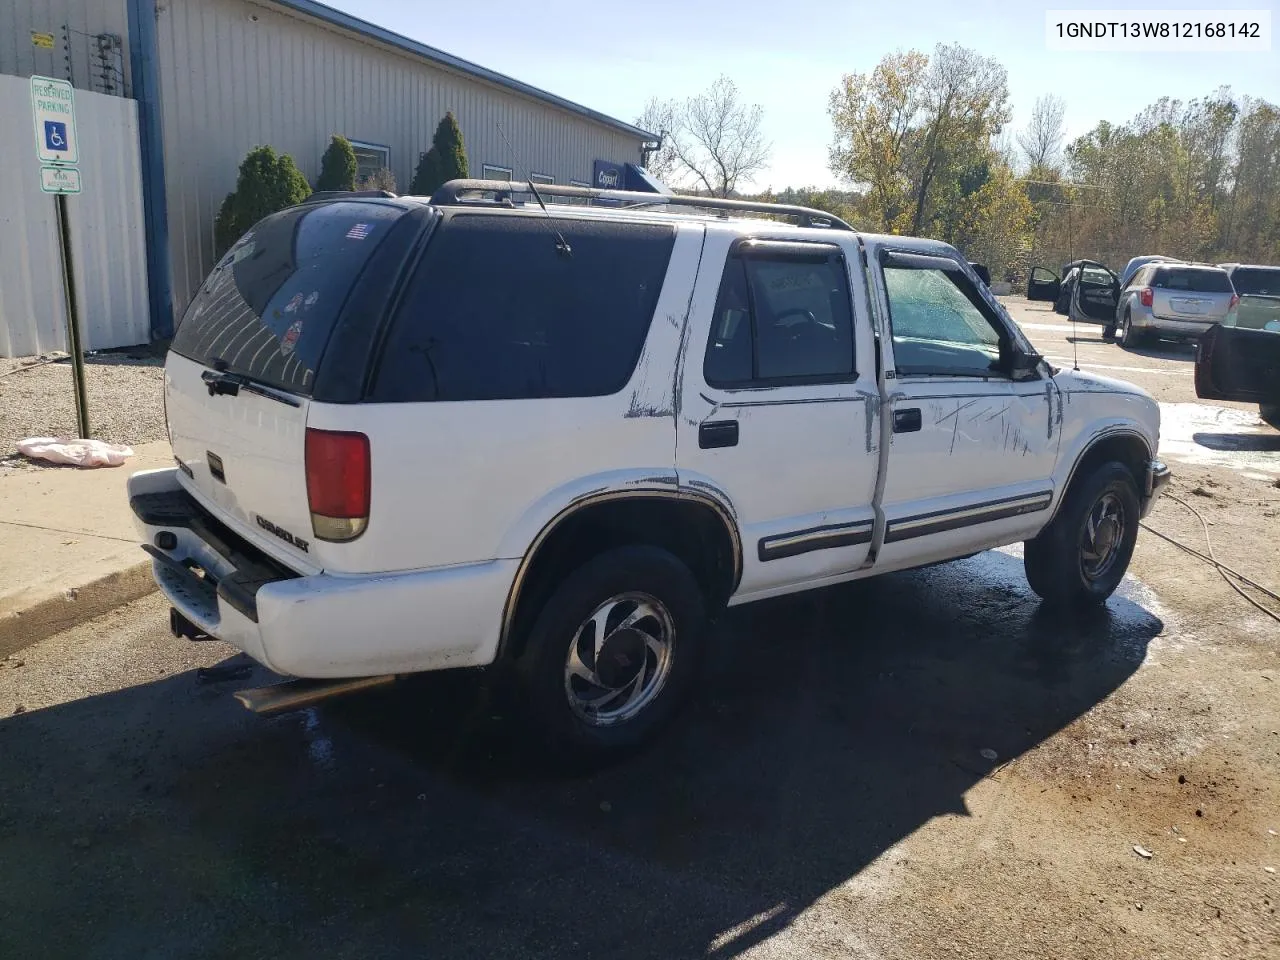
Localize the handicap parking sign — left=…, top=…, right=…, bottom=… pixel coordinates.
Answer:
left=44, top=120, right=68, bottom=152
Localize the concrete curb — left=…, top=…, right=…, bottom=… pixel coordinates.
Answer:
left=0, top=561, right=157, bottom=658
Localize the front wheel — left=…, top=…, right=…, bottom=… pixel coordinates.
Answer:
left=1024, top=461, right=1141, bottom=607
left=514, top=545, right=708, bottom=761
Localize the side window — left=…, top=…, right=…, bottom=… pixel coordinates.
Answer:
left=703, top=245, right=856, bottom=387
left=882, top=264, right=1005, bottom=377
left=370, top=215, right=675, bottom=402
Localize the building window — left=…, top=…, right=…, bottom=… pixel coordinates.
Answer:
left=482, top=164, right=513, bottom=181
left=570, top=179, right=590, bottom=188
left=348, top=140, right=390, bottom=183
left=569, top=179, right=590, bottom=205
left=530, top=173, right=554, bottom=185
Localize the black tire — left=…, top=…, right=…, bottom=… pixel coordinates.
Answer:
left=1119, top=309, right=1142, bottom=349
left=514, top=545, right=707, bottom=761
left=1024, top=461, right=1141, bottom=607
left=1261, top=403, right=1280, bottom=430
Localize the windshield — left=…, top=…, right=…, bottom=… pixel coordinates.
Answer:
left=171, top=201, right=407, bottom=395
left=1151, top=267, right=1233, bottom=293
left=1229, top=267, right=1280, bottom=296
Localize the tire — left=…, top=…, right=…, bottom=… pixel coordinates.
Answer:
left=1119, top=309, right=1142, bottom=349
left=1024, top=461, right=1141, bottom=607
left=1261, top=404, right=1280, bottom=430
left=514, top=545, right=707, bottom=761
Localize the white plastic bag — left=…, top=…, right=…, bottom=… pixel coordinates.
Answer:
left=16, top=437, right=134, bottom=468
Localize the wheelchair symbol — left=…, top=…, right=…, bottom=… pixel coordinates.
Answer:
left=44, top=121, right=68, bottom=152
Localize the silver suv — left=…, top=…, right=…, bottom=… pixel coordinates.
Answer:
left=1114, top=263, right=1237, bottom=348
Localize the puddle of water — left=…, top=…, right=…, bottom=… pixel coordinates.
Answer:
left=1158, top=402, right=1280, bottom=475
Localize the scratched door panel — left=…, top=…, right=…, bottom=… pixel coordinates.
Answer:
left=874, top=376, right=1062, bottom=571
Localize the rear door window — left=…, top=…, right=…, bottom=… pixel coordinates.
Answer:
left=1229, top=268, right=1280, bottom=296
left=1151, top=267, right=1233, bottom=293
left=370, top=215, right=675, bottom=402
left=171, top=201, right=408, bottom=395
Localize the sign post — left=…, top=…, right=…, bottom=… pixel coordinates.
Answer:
left=30, top=75, right=89, bottom=439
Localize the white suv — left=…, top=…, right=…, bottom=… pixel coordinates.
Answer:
left=129, top=181, right=1170, bottom=758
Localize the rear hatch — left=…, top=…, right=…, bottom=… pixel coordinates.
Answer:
left=1150, top=266, right=1235, bottom=322
left=165, top=199, right=421, bottom=571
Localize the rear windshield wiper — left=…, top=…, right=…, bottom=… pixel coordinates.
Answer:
left=201, top=368, right=301, bottom=407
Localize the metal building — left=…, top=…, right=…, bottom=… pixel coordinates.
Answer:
left=2, top=0, right=655, bottom=354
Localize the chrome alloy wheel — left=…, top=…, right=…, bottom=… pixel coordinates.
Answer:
left=1080, top=491, right=1126, bottom=581
left=563, top=592, right=674, bottom=727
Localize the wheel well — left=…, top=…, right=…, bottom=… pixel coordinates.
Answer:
left=1069, top=433, right=1149, bottom=494
left=501, top=496, right=739, bottom=660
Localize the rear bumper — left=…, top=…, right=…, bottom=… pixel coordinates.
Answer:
left=128, top=468, right=516, bottom=678
left=1142, top=459, right=1171, bottom=517
left=1134, top=312, right=1217, bottom=337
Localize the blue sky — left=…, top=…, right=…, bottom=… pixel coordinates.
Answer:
left=329, top=0, right=1279, bottom=189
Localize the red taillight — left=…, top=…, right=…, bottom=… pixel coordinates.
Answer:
left=1229, top=293, right=1239, bottom=309
left=305, top=428, right=370, bottom=542
left=1139, top=287, right=1153, bottom=307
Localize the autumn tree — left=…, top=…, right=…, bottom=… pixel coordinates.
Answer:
left=654, top=76, right=770, bottom=197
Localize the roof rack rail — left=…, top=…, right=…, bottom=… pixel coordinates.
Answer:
left=306, top=189, right=399, bottom=202
left=428, top=179, right=855, bottom=231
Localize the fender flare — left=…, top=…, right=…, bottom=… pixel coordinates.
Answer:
left=1050, top=425, right=1154, bottom=523
left=496, top=485, right=743, bottom=655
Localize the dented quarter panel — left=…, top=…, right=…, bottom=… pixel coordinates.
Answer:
left=308, top=224, right=705, bottom=575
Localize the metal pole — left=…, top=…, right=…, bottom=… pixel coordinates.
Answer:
left=54, top=192, right=90, bottom=439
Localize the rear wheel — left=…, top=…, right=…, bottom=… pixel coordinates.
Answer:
left=514, top=545, right=707, bottom=761
left=1119, top=309, right=1143, bottom=349
left=1024, top=461, right=1141, bottom=607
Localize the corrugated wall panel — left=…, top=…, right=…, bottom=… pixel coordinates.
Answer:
left=0, top=75, right=149, bottom=356
left=156, top=0, right=646, bottom=312
left=1, top=0, right=132, bottom=95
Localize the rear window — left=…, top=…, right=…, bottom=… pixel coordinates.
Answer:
left=1151, top=267, right=1233, bottom=293
left=171, top=201, right=407, bottom=395
left=370, top=215, right=675, bottom=402
left=1229, top=267, right=1280, bottom=296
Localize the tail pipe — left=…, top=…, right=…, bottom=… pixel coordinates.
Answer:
left=233, top=675, right=397, bottom=716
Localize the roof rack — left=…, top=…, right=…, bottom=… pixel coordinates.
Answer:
left=428, top=179, right=855, bottom=232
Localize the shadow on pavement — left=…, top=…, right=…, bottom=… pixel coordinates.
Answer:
left=0, top=550, right=1161, bottom=959
left=1193, top=431, right=1280, bottom=452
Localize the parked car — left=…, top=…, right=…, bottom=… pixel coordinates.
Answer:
left=1112, top=263, right=1237, bottom=348
left=128, top=182, right=1170, bottom=758
left=1219, top=263, right=1280, bottom=331
left=1196, top=272, right=1280, bottom=427
left=1026, top=259, right=1121, bottom=326
left=1119, top=254, right=1180, bottom=289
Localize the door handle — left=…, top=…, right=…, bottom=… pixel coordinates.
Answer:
left=699, top=420, right=739, bottom=449
left=893, top=408, right=922, bottom=433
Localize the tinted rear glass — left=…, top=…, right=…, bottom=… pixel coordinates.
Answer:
left=1230, top=268, right=1280, bottom=296
left=370, top=215, right=675, bottom=402
left=171, top=201, right=407, bottom=395
left=1151, top=267, right=1233, bottom=293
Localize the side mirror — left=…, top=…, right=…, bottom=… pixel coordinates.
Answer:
left=1008, top=347, right=1042, bottom=381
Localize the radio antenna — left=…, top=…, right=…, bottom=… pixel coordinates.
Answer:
left=495, top=121, right=572, bottom=257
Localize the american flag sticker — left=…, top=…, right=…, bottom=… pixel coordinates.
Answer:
left=345, top=222, right=373, bottom=240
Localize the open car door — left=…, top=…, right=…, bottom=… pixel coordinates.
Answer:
left=1069, top=260, right=1121, bottom=324
left=1025, top=266, right=1060, bottom=301
left=1195, top=312, right=1280, bottom=405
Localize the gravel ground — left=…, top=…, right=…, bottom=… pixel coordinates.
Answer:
left=0, top=348, right=166, bottom=455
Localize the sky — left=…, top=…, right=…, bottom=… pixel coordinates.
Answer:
left=327, top=0, right=1280, bottom=189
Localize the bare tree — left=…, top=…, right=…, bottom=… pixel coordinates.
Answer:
left=635, top=97, right=680, bottom=183
left=1017, top=94, right=1067, bottom=170
left=665, top=76, right=771, bottom=197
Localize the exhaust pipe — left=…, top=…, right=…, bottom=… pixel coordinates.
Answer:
left=233, top=675, right=396, bottom=716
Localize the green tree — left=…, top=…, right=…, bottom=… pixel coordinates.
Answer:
left=213, top=146, right=310, bottom=257
left=315, top=135, right=357, bottom=192
left=410, top=112, right=469, bottom=194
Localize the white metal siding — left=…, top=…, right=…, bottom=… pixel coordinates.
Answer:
left=0, top=75, right=149, bottom=356
left=155, top=0, right=644, bottom=312
left=1, top=0, right=131, bottom=95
